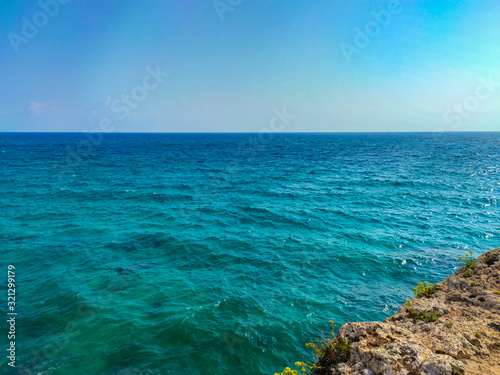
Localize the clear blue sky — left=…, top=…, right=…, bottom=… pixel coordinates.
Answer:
left=0, top=0, right=499, bottom=132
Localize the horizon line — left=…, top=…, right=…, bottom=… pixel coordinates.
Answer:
left=1, top=131, right=500, bottom=134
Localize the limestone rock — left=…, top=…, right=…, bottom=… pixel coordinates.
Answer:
left=324, top=247, right=500, bottom=375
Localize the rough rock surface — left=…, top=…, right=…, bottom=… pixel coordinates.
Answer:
left=328, top=248, right=500, bottom=375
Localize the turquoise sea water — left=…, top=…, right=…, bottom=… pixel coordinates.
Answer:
left=0, top=132, right=499, bottom=375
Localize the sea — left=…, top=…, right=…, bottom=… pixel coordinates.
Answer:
left=0, top=132, right=498, bottom=375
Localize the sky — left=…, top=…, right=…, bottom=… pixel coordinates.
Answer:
left=0, top=0, right=499, bottom=133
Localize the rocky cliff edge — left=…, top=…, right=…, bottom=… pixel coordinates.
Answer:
left=329, top=248, right=500, bottom=375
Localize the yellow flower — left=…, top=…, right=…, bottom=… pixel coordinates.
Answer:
left=329, top=320, right=334, bottom=325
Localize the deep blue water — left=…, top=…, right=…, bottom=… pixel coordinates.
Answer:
left=0, top=132, right=499, bottom=375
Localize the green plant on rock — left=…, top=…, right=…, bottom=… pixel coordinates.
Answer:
left=275, top=321, right=353, bottom=375
left=415, top=310, right=441, bottom=323
left=485, top=253, right=499, bottom=266
left=444, top=322, right=452, bottom=328
left=406, top=300, right=441, bottom=323
left=406, top=300, right=417, bottom=315
left=459, top=251, right=476, bottom=268
left=338, top=338, right=352, bottom=359
left=413, top=282, right=441, bottom=298
left=475, top=332, right=482, bottom=339
left=274, top=360, right=314, bottom=375
left=451, top=365, right=464, bottom=375
left=274, top=367, right=302, bottom=375
left=459, top=251, right=476, bottom=277
left=307, top=321, right=353, bottom=374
